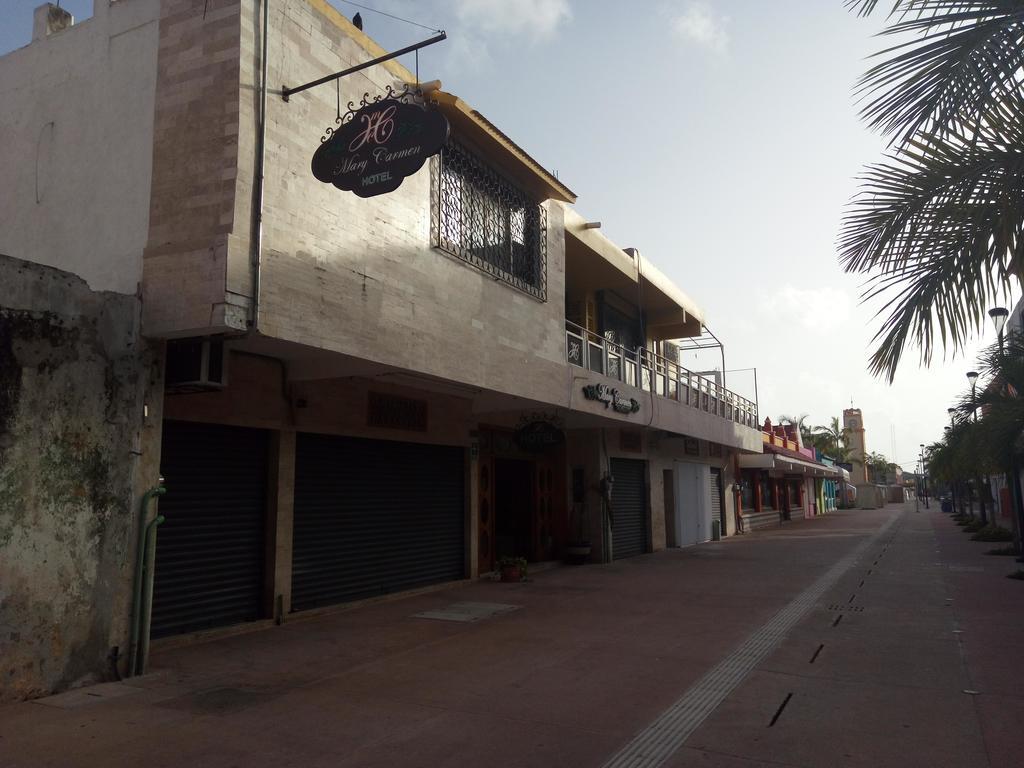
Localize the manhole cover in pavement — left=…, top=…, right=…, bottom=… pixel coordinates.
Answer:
left=413, top=601, right=521, bottom=623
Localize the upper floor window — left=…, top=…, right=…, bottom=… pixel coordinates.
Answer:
left=431, top=140, right=547, bottom=301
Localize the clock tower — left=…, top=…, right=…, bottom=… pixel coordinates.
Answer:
left=843, top=408, right=868, bottom=484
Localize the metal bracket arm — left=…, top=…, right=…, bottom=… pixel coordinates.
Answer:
left=281, top=32, right=447, bottom=101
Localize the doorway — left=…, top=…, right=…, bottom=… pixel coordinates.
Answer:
left=495, top=458, right=534, bottom=561
left=674, top=461, right=711, bottom=547
left=663, top=469, right=677, bottom=547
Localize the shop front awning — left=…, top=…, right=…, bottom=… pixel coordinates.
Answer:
left=739, top=452, right=843, bottom=478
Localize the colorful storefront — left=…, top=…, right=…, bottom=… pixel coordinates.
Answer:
left=736, top=419, right=844, bottom=530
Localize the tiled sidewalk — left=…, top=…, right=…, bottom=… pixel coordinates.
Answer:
left=3, top=506, right=1019, bottom=767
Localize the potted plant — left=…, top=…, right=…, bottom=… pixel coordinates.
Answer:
left=497, top=556, right=527, bottom=583
left=565, top=502, right=591, bottom=565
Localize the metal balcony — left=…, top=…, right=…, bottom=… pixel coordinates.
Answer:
left=565, top=320, right=759, bottom=428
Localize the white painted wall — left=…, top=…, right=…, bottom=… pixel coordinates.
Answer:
left=0, top=0, right=160, bottom=295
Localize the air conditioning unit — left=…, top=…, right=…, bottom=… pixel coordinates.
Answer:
left=165, top=338, right=228, bottom=392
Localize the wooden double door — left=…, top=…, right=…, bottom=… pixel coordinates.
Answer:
left=477, top=429, right=565, bottom=574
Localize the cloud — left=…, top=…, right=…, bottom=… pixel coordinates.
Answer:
left=757, top=284, right=854, bottom=336
left=450, top=0, right=572, bottom=38
left=669, top=1, right=729, bottom=53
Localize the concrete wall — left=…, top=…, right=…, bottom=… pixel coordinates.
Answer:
left=0, top=0, right=160, bottom=295
left=0, top=255, right=153, bottom=701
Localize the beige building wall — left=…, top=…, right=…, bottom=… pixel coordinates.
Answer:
left=143, top=0, right=249, bottom=335
left=141, top=0, right=760, bottom=452
left=0, top=0, right=160, bottom=295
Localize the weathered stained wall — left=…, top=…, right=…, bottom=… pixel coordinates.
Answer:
left=0, top=255, right=151, bottom=701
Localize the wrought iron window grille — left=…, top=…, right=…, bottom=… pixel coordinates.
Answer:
left=431, top=140, right=547, bottom=301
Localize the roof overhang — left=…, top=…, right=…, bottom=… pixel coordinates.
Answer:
left=563, top=209, right=705, bottom=339
left=429, top=91, right=576, bottom=204
left=636, top=253, right=704, bottom=339
left=739, top=453, right=843, bottom=478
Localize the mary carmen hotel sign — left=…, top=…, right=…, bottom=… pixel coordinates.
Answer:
left=312, top=93, right=449, bottom=198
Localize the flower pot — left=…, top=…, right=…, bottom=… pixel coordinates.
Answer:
left=565, top=542, right=591, bottom=565
left=500, top=565, right=521, bottom=583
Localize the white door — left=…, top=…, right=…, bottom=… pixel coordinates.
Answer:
left=674, top=461, right=712, bottom=546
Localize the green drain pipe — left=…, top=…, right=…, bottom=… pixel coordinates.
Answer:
left=129, top=484, right=165, bottom=677
left=135, top=513, right=166, bottom=675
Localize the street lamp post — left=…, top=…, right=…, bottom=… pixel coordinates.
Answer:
left=967, top=370, right=988, bottom=524
left=988, top=306, right=1024, bottom=555
left=920, top=443, right=929, bottom=509
left=947, top=407, right=963, bottom=515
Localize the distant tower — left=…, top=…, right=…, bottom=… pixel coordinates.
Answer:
left=843, top=408, right=868, bottom=484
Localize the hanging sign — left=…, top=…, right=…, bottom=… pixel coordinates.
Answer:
left=515, top=420, right=565, bottom=453
left=312, top=89, right=449, bottom=198
left=582, top=384, right=640, bottom=415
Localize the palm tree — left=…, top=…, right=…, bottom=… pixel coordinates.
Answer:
left=813, top=416, right=852, bottom=462
left=778, top=413, right=814, bottom=446
left=865, top=451, right=892, bottom=484
left=966, top=333, right=1024, bottom=529
left=839, top=2, right=1024, bottom=381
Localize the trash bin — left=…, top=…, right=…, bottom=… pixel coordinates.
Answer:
left=712, top=519, right=721, bottom=541
left=941, top=498, right=952, bottom=513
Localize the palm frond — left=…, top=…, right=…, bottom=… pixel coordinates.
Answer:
left=838, top=94, right=1024, bottom=380
left=844, top=0, right=897, bottom=17
left=857, top=2, right=1024, bottom=142
left=844, top=1, right=1024, bottom=142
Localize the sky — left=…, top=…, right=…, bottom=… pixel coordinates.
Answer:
left=1, top=0, right=1008, bottom=472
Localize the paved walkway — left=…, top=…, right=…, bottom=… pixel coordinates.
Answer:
left=2, top=504, right=1022, bottom=767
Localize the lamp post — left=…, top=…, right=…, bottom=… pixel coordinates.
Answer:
left=967, top=370, right=988, bottom=524
left=947, top=407, right=963, bottom=515
left=989, top=306, right=1023, bottom=554
left=920, top=443, right=929, bottom=509
left=990, top=307, right=1009, bottom=350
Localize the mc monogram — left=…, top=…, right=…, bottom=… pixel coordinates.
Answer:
left=348, top=105, right=397, bottom=151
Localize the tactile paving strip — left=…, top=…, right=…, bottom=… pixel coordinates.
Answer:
left=601, top=512, right=902, bottom=768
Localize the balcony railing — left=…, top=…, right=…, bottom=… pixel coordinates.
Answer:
left=565, top=320, right=759, bottom=429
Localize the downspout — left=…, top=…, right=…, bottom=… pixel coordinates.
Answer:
left=128, top=484, right=165, bottom=676
left=250, top=0, right=270, bottom=332
left=135, top=513, right=167, bottom=676
left=626, top=248, right=657, bottom=429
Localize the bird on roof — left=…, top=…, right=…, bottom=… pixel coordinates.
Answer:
left=353, top=12, right=363, bottom=30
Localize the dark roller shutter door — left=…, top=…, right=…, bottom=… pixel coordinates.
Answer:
left=710, top=468, right=723, bottom=527
left=611, top=458, right=647, bottom=560
left=151, top=421, right=268, bottom=638
left=292, top=434, right=465, bottom=611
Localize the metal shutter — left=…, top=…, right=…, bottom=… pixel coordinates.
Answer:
left=292, top=433, right=465, bottom=611
left=710, top=468, right=723, bottom=526
left=610, top=458, right=647, bottom=560
left=151, top=420, right=268, bottom=638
